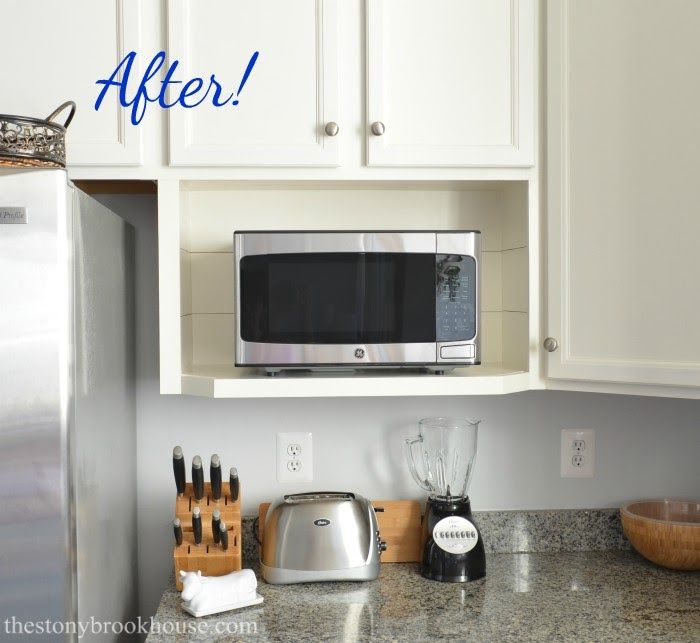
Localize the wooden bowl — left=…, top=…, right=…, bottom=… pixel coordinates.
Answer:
left=621, top=499, right=700, bottom=570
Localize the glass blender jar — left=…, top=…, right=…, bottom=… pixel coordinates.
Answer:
left=405, top=417, right=486, bottom=582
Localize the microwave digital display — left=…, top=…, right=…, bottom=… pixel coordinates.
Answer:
left=436, top=254, right=477, bottom=342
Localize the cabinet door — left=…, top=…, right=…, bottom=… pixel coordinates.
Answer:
left=546, top=0, right=700, bottom=388
left=168, top=0, right=339, bottom=166
left=0, top=0, right=142, bottom=166
left=366, top=0, right=534, bottom=167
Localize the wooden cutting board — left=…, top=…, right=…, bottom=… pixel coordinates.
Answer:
left=258, top=499, right=422, bottom=563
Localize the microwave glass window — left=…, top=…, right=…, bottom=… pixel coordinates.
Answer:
left=240, top=253, right=436, bottom=344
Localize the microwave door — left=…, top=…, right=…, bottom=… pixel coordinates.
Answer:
left=237, top=251, right=437, bottom=366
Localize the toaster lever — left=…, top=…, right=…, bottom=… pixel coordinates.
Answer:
left=373, top=506, right=385, bottom=512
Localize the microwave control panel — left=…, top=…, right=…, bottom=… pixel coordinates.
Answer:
left=435, top=254, right=477, bottom=342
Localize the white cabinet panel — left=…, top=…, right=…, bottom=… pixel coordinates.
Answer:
left=366, top=0, right=534, bottom=167
left=502, top=247, right=528, bottom=312
left=190, top=253, right=234, bottom=314
left=481, top=252, right=502, bottom=312
left=0, top=0, right=142, bottom=166
left=546, top=0, right=700, bottom=388
left=168, top=0, right=339, bottom=166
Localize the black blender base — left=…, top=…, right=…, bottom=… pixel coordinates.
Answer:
left=421, top=571, right=484, bottom=583
left=420, top=540, right=486, bottom=583
left=420, top=496, right=486, bottom=583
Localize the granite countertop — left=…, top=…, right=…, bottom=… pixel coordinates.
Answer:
left=147, top=551, right=699, bottom=642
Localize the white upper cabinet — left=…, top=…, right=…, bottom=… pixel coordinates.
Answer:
left=366, top=0, right=534, bottom=167
left=546, top=0, right=700, bottom=389
left=167, top=0, right=339, bottom=166
left=0, top=0, right=143, bottom=166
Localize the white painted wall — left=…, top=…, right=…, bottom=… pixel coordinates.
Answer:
left=98, top=195, right=700, bottom=620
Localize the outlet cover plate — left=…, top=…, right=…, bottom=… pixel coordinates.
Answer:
left=561, top=429, right=595, bottom=478
left=277, top=432, right=313, bottom=483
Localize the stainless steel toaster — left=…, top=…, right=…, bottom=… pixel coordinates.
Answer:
left=260, top=492, right=386, bottom=584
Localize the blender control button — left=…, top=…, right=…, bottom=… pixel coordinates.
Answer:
left=440, top=344, right=475, bottom=359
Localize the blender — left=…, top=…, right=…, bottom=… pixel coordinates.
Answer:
left=405, top=417, right=485, bottom=582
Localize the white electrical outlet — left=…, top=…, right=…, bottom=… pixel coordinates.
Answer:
left=561, top=429, right=595, bottom=478
left=277, top=432, right=313, bottom=482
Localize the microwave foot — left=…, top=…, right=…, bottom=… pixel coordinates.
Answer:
left=265, top=369, right=281, bottom=377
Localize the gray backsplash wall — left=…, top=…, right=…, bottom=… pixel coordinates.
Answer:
left=98, top=196, right=700, bottom=620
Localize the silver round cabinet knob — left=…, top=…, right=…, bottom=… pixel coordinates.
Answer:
left=324, top=122, right=339, bottom=137
left=543, top=337, right=559, bottom=352
left=370, top=121, right=385, bottom=136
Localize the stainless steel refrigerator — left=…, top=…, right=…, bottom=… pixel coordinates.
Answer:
left=0, top=169, right=137, bottom=641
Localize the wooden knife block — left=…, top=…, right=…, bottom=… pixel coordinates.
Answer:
left=173, top=482, right=242, bottom=590
left=258, top=499, right=422, bottom=563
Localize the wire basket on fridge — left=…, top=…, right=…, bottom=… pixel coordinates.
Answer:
left=0, top=101, right=76, bottom=169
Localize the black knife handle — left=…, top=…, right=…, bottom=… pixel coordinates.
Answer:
left=173, top=518, right=183, bottom=546
left=192, top=455, right=204, bottom=501
left=220, top=522, right=228, bottom=551
left=173, top=446, right=186, bottom=496
left=212, top=509, right=221, bottom=544
left=229, top=467, right=239, bottom=502
left=192, top=507, right=202, bottom=545
left=210, top=454, right=222, bottom=500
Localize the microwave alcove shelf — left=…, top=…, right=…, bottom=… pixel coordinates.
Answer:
left=158, top=180, right=538, bottom=398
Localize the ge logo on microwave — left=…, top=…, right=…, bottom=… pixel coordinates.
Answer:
left=354, top=348, right=365, bottom=359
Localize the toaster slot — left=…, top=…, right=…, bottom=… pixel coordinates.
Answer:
left=284, top=492, right=355, bottom=503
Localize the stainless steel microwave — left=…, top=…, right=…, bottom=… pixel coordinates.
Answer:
left=234, top=231, right=480, bottom=374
